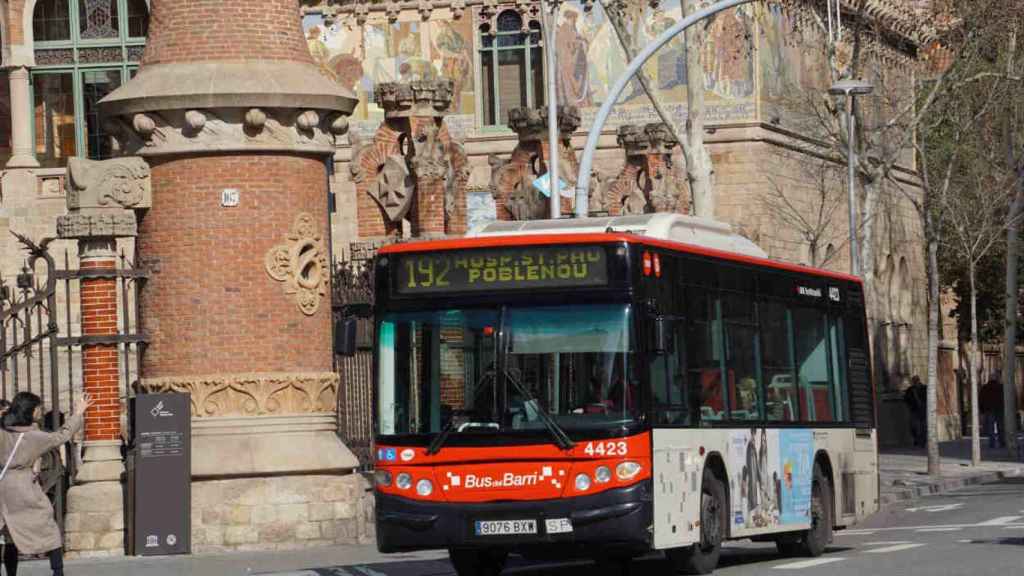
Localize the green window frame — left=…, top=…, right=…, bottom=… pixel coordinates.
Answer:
left=31, top=0, right=147, bottom=165
left=476, top=9, right=545, bottom=129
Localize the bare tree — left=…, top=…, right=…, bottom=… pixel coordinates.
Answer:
left=998, top=25, right=1024, bottom=461
left=938, top=81, right=1023, bottom=466
left=760, top=157, right=849, bottom=268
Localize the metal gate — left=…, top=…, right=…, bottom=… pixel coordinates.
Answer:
left=0, top=233, right=146, bottom=530
left=333, top=259, right=374, bottom=469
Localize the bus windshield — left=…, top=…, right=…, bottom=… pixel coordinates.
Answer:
left=377, top=304, right=637, bottom=440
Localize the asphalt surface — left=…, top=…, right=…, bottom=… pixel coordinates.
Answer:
left=264, top=476, right=1024, bottom=576
left=16, top=476, right=1023, bottom=575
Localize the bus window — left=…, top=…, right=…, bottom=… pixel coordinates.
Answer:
left=829, top=314, right=848, bottom=421
left=652, top=319, right=689, bottom=426
left=760, top=300, right=798, bottom=422
left=687, top=287, right=726, bottom=422
left=792, top=306, right=834, bottom=422
left=722, top=293, right=760, bottom=421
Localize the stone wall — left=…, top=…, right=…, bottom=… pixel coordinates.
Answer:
left=190, top=473, right=373, bottom=553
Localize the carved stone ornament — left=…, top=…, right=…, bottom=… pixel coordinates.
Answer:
left=371, top=155, right=415, bottom=222
left=109, top=107, right=344, bottom=157
left=265, top=213, right=329, bottom=316
left=451, top=0, right=467, bottom=19
left=65, top=156, right=152, bottom=211
left=57, top=212, right=137, bottom=239
left=410, top=121, right=449, bottom=181
left=374, top=80, right=454, bottom=118
left=508, top=106, right=581, bottom=142
left=137, top=372, right=339, bottom=418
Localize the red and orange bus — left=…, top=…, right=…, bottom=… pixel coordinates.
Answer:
left=371, top=214, right=878, bottom=575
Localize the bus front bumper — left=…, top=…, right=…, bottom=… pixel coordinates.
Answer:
left=375, top=480, right=653, bottom=553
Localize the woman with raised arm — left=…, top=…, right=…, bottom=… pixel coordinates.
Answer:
left=0, top=391, right=94, bottom=576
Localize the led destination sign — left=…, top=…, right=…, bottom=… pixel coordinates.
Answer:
left=395, top=245, right=608, bottom=294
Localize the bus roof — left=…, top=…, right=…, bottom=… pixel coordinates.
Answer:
left=378, top=231, right=862, bottom=285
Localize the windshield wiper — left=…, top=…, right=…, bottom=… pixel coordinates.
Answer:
left=427, top=370, right=496, bottom=456
left=496, top=307, right=574, bottom=451
left=503, top=368, right=575, bottom=451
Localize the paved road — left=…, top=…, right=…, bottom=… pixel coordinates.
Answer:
left=265, top=476, right=1024, bottom=576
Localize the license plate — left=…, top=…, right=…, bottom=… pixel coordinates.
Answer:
left=545, top=518, right=573, bottom=534
left=474, top=519, right=537, bottom=536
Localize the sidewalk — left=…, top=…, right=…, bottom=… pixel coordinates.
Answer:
left=17, top=439, right=1024, bottom=575
left=18, top=543, right=444, bottom=576
left=879, top=436, right=1024, bottom=505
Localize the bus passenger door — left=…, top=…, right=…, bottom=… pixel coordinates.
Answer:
left=652, top=318, right=702, bottom=550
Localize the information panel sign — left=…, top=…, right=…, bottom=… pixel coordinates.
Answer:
left=131, top=393, right=190, bottom=556
left=394, top=245, right=608, bottom=294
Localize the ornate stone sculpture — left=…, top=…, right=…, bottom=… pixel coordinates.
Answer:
left=371, top=155, right=415, bottom=222
left=606, top=123, right=686, bottom=216
left=352, top=79, right=469, bottom=237
left=265, top=213, right=329, bottom=316
left=489, top=106, right=580, bottom=221
left=57, top=156, right=151, bottom=241
left=65, top=156, right=152, bottom=211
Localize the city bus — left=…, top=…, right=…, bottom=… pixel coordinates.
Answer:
left=370, top=213, right=878, bottom=575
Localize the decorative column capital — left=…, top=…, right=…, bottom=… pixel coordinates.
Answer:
left=508, top=106, right=581, bottom=142
left=57, top=156, right=151, bottom=247
left=374, top=80, right=454, bottom=119
left=617, top=123, right=678, bottom=157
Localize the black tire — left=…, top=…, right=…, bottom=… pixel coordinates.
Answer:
left=793, top=462, right=833, bottom=557
left=774, top=536, right=802, bottom=557
left=448, top=548, right=508, bottom=576
left=669, top=467, right=725, bottom=575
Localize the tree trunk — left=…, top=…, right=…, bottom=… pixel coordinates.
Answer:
left=1002, top=186, right=1022, bottom=460
left=926, top=227, right=941, bottom=476
left=683, top=0, right=715, bottom=218
left=969, top=260, right=981, bottom=466
left=1002, top=29, right=1021, bottom=461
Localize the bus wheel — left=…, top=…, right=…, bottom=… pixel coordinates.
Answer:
left=669, top=467, right=725, bottom=575
left=790, top=462, right=833, bottom=557
left=448, top=548, right=508, bottom=576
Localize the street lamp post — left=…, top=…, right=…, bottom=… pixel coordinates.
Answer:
left=828, top=78, right=874, bottom=277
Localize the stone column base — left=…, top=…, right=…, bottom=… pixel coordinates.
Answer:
left=191, top=473, right=373, bottom=553
left=65, top=440, right=126, bottom=558
left=65, top=481, right=125, bottom=558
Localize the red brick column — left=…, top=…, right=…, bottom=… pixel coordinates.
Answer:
left=79, top=252, right=121, bottom=441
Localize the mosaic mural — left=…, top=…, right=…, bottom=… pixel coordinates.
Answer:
left=303, top=1, right=762, bottom=139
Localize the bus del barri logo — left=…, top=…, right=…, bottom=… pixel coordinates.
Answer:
left=444, top=466, right=565, bottom=491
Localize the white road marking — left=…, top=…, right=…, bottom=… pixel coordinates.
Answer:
left=916, top=527, right=961, bottom=532
left=863, top=543, right=926, bottom=554
left=905, top=503, right=964, bottom=513
left=772, top=558, right=846, bottom=570
left=977, top=516, right=1023, bottom=526
left=836, top=521, right=1024, bottom=533
left=863, top=541, right=912, bottom=545
left=1003, top=525, right=1024, bottom=530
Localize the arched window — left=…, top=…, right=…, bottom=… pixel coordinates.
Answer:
left=478, top=9, right=544, bottom=127
left=32, top=0, right=148, bottom=166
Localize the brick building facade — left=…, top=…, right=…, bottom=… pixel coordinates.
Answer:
left=0, top=0, right=958, bottom=557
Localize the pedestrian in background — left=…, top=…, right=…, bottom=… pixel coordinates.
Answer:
left=980, top=376, right=1005, bottom=449
left=0, top=391, right=93, bottom=576
left=903, top=375, right=927, bottom=448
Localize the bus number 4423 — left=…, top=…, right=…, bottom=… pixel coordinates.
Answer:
left=583, top=441, right=627, bottom=457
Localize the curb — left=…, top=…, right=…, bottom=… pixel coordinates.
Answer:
left=880, top=467, right=1024, bottom=506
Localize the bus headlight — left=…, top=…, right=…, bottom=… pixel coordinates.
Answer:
left=396, top=472, right=412, bottom=490
left=374, top=470, right=392, bottom=487
left=616, top=462, right=642, bottom=481
left=416, top=479, right=434, bottom=497
left=595, top=466, right=612, bottom=484
left=575, top=473, right=592, bottom=492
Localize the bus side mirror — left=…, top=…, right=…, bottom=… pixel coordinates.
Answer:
left=334, top=317, right=358, bottom=356
left=652, top=316, right=670, bottom=355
